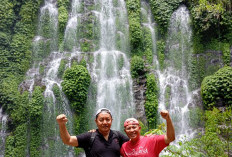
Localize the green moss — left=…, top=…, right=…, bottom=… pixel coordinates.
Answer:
left=189, top=107, right=204, bottom=129
left=149, top=0, right=182, bottom=36
left=57, top=0, right=70, bottom=46
left=39, top=64, right=45, bottom=75
left=142, top=27, right=153, bottom=64
left=28, top=86, right=44, bottom=156
left=156, top=40, right=165, bottom=70
left=61, top=65, right=91, bottom=113
left=125, top=0, right=142, bottom=54
left=145, top=74, right=159, bottom=129
left=0, top=0, right=15, bottom=33
left=76, top=2, right=100, bottom=52
left=57, top=59, right=67, bottom=79
left=164, top=85, right=171, bottom=109
left=130, top=56, right=145, bottom=78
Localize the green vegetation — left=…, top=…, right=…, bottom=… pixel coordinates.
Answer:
left=190, top=0, right=232, bottom=43
left=145, top=107, right=231, bottom=157
left=149, top=0, right=183, bottom=36
left=4, top=86, right=44, bottom=157
left=145, top=74, right=159, bottom=129
left=201, top=66, right=232, bottom=109
left=61, top=65, right=91, bottom=113
left=57, top=59, right=67, bottom=78
left=130, top=56, right=145, bottom=78
left=77, top=2, right=100, bottom=52
left=125, top=0, right=142, bottom=54
left=156, top=40, right=165, bottom=70
left=28, top=86, right=44, bottom=156
left=142, top=27, right=153, bottom=64
left=57, top=0, right=70, bottom=45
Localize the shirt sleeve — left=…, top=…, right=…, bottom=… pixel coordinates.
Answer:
left=118, top=131, right=129, bottom=146
left=152, top=135, right=169, bottom=154
left=76, top=132, right=91, bottom=148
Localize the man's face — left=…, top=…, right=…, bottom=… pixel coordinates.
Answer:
left=124, top=124, right=141, bottom=140
left=95, top=112, right=112, bottom=133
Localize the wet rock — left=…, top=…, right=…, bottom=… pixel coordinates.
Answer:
left=133, top=75, right=147, bottom=125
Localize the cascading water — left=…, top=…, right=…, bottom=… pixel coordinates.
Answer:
left=20, top=0, right=134, bottom=156
left=141, top=2, right=196, bottom=141
left=22, top=0, right=76, bottom=156
left=141, top=0, right=157, bottom=55
left=91, top=0, right=134, bottom=130
left=0, top=107, right=8, bottom=157
left=158, top=5, right=196, bottom=140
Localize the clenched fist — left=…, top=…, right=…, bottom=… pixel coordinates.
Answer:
left=160, top=110, right=170, bottom=120
left=56, top=114, right=68, bottom=125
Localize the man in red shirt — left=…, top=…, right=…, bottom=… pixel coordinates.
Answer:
left=120, top=110, right=175, bottom=157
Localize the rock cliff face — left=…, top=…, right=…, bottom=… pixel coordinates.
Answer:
left=132, top=75, right=147, bottom=126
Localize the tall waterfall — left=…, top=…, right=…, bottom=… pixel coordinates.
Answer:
left=17, top=0, right=134, bottom=156
left=91, top=0, right=134, bottom=130
left=1, top=0, right=200, bottom=155
left=141, top=2, right=196, bottom=141
left=0, top=107, right=8, bottom=157
left=158, top=5, right=196, bottom=140
left=23, top=0, right=76, bottom=156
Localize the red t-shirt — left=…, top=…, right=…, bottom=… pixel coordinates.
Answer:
left=120, top=135, right=168, bottom=157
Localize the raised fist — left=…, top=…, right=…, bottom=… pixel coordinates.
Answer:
left=56, top=114, right=68, bottom=125
left=160, top=110, right=170, bottom=120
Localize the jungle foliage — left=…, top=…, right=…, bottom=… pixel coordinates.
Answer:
left=61, top=65, right=91, bottom=113
left=145, top=74, right=159, bottom=129
left=144, top=108, right=231, bottom=157
left=130, top=56, right=145, bottom=78
left=201, top=66, right=232, bottom=109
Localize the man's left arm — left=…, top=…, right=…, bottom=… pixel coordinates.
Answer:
left=160, top=110, right=175, bottom=145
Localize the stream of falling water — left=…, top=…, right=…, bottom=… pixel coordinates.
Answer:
left=0, top=107, right=8, bottom=157
left=17, top=0, right=134, bottom=156
left=141, top=3, right=198, bottom=146
left=89, top=0, right=134, bottom=131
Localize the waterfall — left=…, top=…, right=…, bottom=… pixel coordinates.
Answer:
left=21, top=0, right=76, bottom=156
left=18, top=0, right=134, bottom=156
left=141, top=2, right=196, bottom=142
left=90, top=0, right=134, bottom=130
left=0, top=107, right=8, bottom=157
left=158, top=5, right=196, bottom=140
left=141, top=1, right=157, bottom=55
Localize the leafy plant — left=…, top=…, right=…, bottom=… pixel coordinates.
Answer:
left=61, top=65, right=91, bottom=112
left=130, top=56, right=145, bottom=78
left=201, top=66, right=232, bottom=109
left=145, top=74, right=159, bottom=129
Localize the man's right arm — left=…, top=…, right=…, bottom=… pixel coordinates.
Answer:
left=118, top=131, right=129, bottom=145
left=56, top=114, right=78, bottom=147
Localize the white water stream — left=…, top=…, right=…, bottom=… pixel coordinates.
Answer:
left=141, top=3, right=197, bottom=143
left=0, top=107, right=8, bottom=157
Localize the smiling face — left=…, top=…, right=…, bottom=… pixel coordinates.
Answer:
left=95, top=112, right=112, bottom=135
left=124, top=124, right=141, bottom=142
